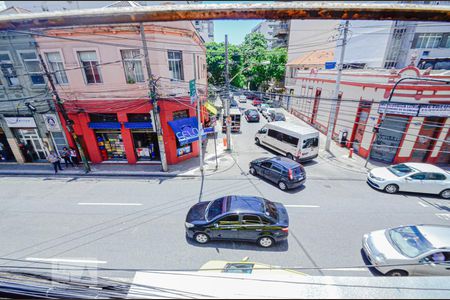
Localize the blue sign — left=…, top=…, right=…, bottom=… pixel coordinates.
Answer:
left=325, top=61, right=336, bottom=69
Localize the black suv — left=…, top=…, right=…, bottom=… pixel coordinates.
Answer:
left=249, top=156, right=306, bottom=190
left=185, top=195, right=289, bottom=248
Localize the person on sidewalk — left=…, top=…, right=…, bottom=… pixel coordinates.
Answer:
left=47, top=151, right=63, bottom=174
left=61, top=147, right=74, bottom=168
left=69, top=147, right=79, bottom=166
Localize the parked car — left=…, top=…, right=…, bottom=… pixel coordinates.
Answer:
left=362, top=224, right=450, bottom=276
left=258, top=103, right=270, bottom=112
left=230, top=98, right=239, bottom=108
left=252, top=98, right=262, bottom=106
left=239, top=95, right=247, bottom=103
left=255, top=122, right=319, bottom=162
left=269, top=112, right=286, bottom=122
left=244, top=109, right=260, bottom=122
left=249, top=156, right=306, bottom=190
left=367, top=163, right=450, bottom=199
left=185, top=195, right=289, bottom=248
left=263, top=108, right=275, bottom=119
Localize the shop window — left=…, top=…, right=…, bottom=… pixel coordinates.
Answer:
left=89, top=113, right=118, bottom=122
left=121, top=49, right=144, bottom=84
left=176, top=140, right=192, bottom=157
left=132, top=130, right=159, bottom=161
left=173, top=110, right=189, bottom=120
left=96, top=131, right=126, bottom=161
left=127, top=113, right=151, bottom=122
left=0, top=53, right=19, bottom=86
left=45, top=52, right=68, bottom=84
left=78, top=51, right=102, bottom=84
left=168, top=50, right=184, bottom=81
left=19, top=51, right=46, bottom=85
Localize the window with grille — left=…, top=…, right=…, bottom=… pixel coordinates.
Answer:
left=0, top=53, right=19, bottom=86
left=168, top=50, right=184, bottom=80
left=414, top=33, right=443, bottom=48
left=121, top=49, right=144, bottom=84
left=78, top=51, right=102, bottom=84
left=45, top=52, right=68, bottom=84
left=19, top=52, right=45, bottom=85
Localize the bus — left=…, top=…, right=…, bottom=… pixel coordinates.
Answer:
left=222, top=108, right=241, bottom=133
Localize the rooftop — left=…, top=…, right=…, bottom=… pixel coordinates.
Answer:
left=287, top=50, right=334, bottom=67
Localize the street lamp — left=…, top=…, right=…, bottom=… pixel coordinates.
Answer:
left=364, top=76, right=450, bottom=168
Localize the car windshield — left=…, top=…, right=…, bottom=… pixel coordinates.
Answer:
left=388, top=226, right=434, bottom=258
left=249, top=110, right=258, bottom=115
left=206, top=197, right=225, bottom=221
left=388, top=164, right=417, bottom=177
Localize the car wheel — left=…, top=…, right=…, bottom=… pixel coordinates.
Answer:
left=386, top=269, right=408, bottom=277
left=440, top=189, right=450, bottom=199
left=255, top=138, right=260, bottom=145
left=278, top=181, right=288, bottom=191
left=384, top=184, right=399, bottom=194
left=194, top=232, right=209, bottom=244
left=286, top=153, right=294, bottom=160
left=258, top=236, right=274, bottom=248
left=249, top=167, right=257, bottom=176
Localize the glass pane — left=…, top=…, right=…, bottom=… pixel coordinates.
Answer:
left=0, top=53, right=10, bottom=61
left=25, top=61, right=41, bottom=73
left=20, top=52, right=37, bottom=60
left=31, top=75, right=45, bottom=85
left=46, top=52, right=61, bottom=62
left=79, top=51, right=97, bottom=62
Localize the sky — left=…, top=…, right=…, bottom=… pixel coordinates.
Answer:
left=202, top=1, right=274, bottom=45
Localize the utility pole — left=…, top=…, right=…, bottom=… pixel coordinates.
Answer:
left=224, top=34, right=231, bottom=151
left=36, top=49, right=91, bottom=173
left=140, top=23, right=168, bottom=172
left=325, top=20, right=349, bottom=152
left=192, top=55, right=204, bottom=173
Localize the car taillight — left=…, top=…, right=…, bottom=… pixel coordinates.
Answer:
left=282, top=227, right=289, bottom=233
left=288, top=169, right=293, bottom=180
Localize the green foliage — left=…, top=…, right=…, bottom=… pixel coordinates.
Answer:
left=205, top=32, right=287, bottom=91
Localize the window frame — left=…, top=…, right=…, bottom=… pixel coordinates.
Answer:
left=217, top=214, right=240, bottom=226
left=44, top=50, right=69, bottom=85
left=260, top=161, right=272, bottom=169
left=120, top=49, right=145, bottom=84
left=241, top=214, right=262, bottom=225
left=77, top=50, right=103, bottom=84
left=414, top=33, right=443, bottom=49
left=17, top=50, right=46, bottom=86
left=0, top=51, right=19, bottom=86
left=167, top=50, right=184, bottom=81
left=270, top=163, right=284, bottom=174
left=425, top=173, right=447, bottom=181
left=410, top=172, right=426, bottom=180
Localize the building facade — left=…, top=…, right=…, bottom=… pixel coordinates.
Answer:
left=251, top=20, right=289, bottom=49
left=284, top=66, right=450, bottom=165
left=0, top=7, right=69, bottom=164
left=193, top=20, right=214, bottom=43
left=34, top=21, right=208, bottom=166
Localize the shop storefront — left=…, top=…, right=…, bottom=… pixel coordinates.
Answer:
left=4, top=117, right=48, bottom=162
left=0, top=127, right=15, bottom=162
left=95, top=130, right=127, bottom=161
left=125, top=113, right=160, bottom=161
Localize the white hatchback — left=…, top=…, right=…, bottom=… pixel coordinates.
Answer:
left=367, top=163, right=450, bottom=199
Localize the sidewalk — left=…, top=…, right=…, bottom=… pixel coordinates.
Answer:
left=0, top=127, right=234, bottom=178
left=281, top=107, right=389, bottom=174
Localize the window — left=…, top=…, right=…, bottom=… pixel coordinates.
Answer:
left=19, top=52, right=45, bottom=85
left=89, top=113, right=118, bottom=122
left=268, top=129, right=279, bottom=139
left=270, top=164, right=284, bottom=174
left=426, top=173, right=447, bottom=181
left=302, top=137, right=319, bottom=149
left=242, top=215, right=261, bottom=224
left=218, top=214, right=239, bottom=225
left=410, top=172, right=426, bottom=180
left=127, top=113, right=151, bottom=122
left=173, top=109, right=189, bottom=120
left=206, top=197, right=225, bottom=221
left=168, top=50, right=184, bottom=80
left=45, top=52, right=68, bottom=84
left=0, top=53, right=19, bottom=86
left=414, top=33, right=443, bottom=48
left=78, top=51, right=102, bottom=84
left=260, top=161, right=272, bottom=169
left=121, top=49, right=144, bottom=83
left=283, top=134, right=299, bottom=146
left=223, top=263, right=254, bottom=274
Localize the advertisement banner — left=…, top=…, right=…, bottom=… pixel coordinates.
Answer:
left=377, top=102, right=420, bottom=116
left=4, top=117, right=36, bottom=128
left=44, top=114, right=61, bottom=132
left=418, top=104, right=450, bottom=117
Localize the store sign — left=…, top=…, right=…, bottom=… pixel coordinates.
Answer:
left=4, top=117, right=36, bottom=128
left=418, top=104, right=450, bottom=117
left=177, top=144, right=192, bottom=157
left=43, top=114, right=61, bottom=132
left=377, top=102, right=420, bottom=116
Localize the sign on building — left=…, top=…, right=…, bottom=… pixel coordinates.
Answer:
left=44, top=114, right=61, bottom=132
left=418, top=104, right=450, bottom=117
left=4, top=117, right=36, bottom=128
left=377, top=102, right=420, bottom=116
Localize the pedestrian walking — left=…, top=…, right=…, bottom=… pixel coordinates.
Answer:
left=47, top=151, right=63, bottom=174
left=61, top=147, right=74, bottom=168
left=70, top=147, right=79, bottom=166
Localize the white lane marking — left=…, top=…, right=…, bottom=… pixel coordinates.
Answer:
left=78, top=202, right=142, bottom=206
left=321, top=268, right=368, bottom=272
left=435, top=213, right=450, bottom=221
left=418, top=201, right=428, bottom=207
left=284, top=205, right=320, bottom=208
left=26, top=258, right=107, bottom=264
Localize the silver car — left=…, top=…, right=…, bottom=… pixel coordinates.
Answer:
left=362, top=224, right=450, bottom=276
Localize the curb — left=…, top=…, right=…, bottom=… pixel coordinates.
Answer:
left=0, top=171, right=203, bottom=178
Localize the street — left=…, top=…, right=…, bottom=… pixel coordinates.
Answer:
left=0, top=101, right=449, bottom=280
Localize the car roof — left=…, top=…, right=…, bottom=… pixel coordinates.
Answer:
left=266, top=121, right=319, bottom=136
left=268, top=156, right=301, bottom=168
left=402, top=163, right=448, bottom=173
left=416, top=225, right=450, bottom=249
left=226, top=196, right=267, bottom=215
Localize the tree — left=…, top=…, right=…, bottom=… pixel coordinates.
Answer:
left=205, top=42, right=245, bottom=88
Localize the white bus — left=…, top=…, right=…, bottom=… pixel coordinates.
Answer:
left=254, top=121, right=319, bottom=162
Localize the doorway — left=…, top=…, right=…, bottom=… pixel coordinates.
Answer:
left=410, top=117, right=446, bottom=162
left=14, top=128, right=48, bottom=162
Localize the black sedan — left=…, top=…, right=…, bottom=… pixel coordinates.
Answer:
left=185, top=195, right=289, bottom=248
left=244, top=109, right=260, bottom=122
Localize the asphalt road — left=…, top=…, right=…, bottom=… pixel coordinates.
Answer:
left=0, top=100, right=449, bottom=280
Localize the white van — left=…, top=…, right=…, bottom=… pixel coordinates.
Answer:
left=255, top=121, right=319, bottom=162
left=222, top=108, right=242, bottom=133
